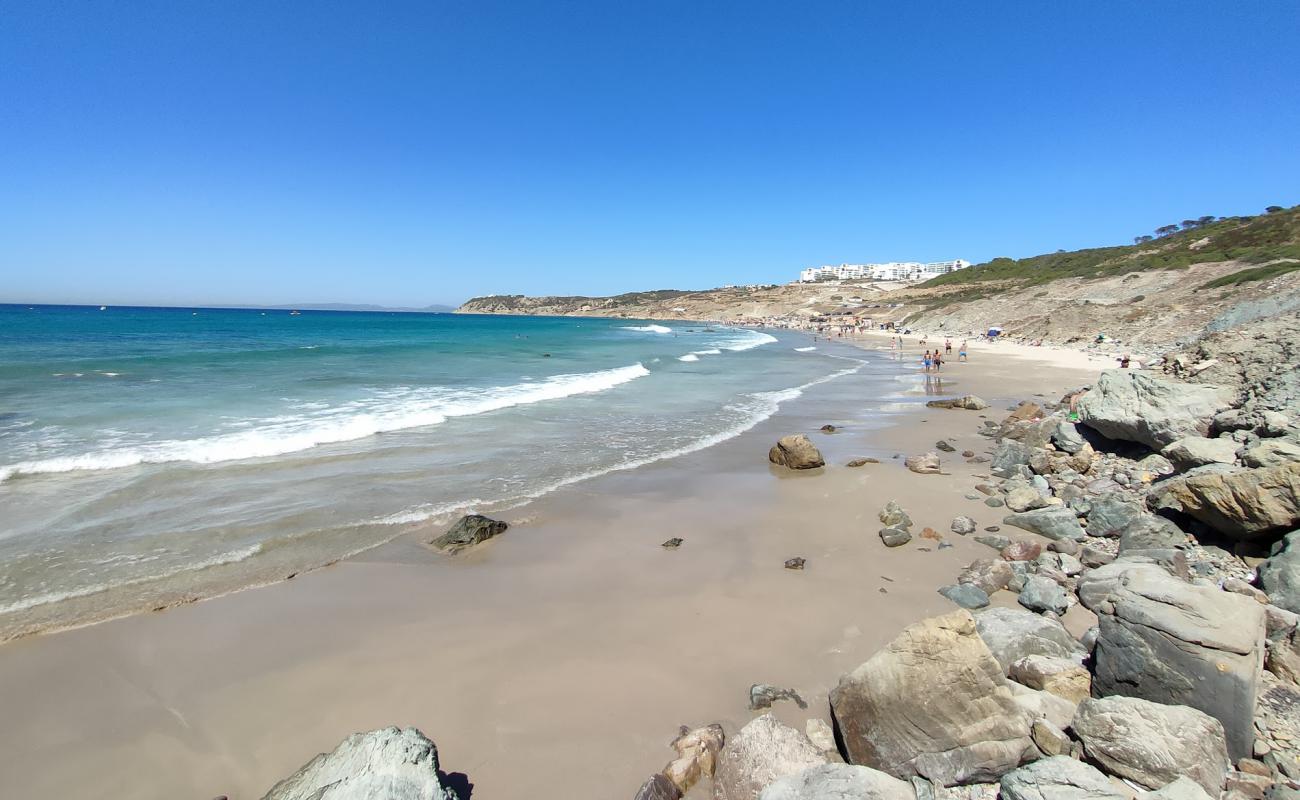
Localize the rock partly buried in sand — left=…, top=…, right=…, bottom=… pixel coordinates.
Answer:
left=904, top=452, right=941, bottom=474
left=1079, top=563, right=1265, bottom=761
left=820, top=424, right=837, bottom=433
left=829, top=610, right=1035, bottom=785
left=1259, top=531, right=1300, bottom=614
left=758, top=764, right=915, bottom=800
left=998, top=756, right=1125, bottom=800
left=925, top=395, right=989, bottom=411
left=768, top=435, right=825, bottom=470
left=1072, top=696, right=1230, bottom=794
left=633, top=773, right=681, bottom=800
left=1076, top=370, right=1232, bottom=450
left=878, top=527, right=911, bottom=547
left=662, top=724, right=724, bottom=795
left=749, top=684, right=807, bottom=711
left=950, top=516, right=977, bottom=535
left=934, top=440, right=956, bottom=453
left=1149, top=462, right=1300, bottom=540
left=713, top=714, right=827, bottom=800
left=260, top=726, right=455, bottom=800
left=661, top=537, right=683, bottom=549
left=845, top=457, right=878, bottom=467
left=431, top=514, right=509, bottom=553
left=878, top=500, right=912, bottom=530
left=783, top=557, right=806, bottom=570
left=939, top=583, right=990, bottom=609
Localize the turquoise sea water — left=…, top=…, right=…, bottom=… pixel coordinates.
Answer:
left=0, top=304, right=869, bottom=632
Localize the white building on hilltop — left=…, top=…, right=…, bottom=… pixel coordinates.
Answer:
left=798, top=260, right=971, bottom=283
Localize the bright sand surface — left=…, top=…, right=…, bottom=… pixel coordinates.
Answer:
left=0, top=340, right=1101, bottom=799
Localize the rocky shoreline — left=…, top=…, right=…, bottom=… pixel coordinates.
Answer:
left=251, top=349, right=1300, bottom=798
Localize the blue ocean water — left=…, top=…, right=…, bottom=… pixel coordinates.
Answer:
left=0, top=304, right=866, bottom=632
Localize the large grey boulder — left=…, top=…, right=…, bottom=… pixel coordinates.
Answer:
left=260, top=727, right=455, bottom=800
left=1051, top=422, right=1088, bottom=455
left=1085, top=496, right=1143, bottom=537
left=829, top=610, right=1034, bottom=785
left=1079, top=564, right=1266, bottom=761
left=1002, top=508, right=1085, bottom=541
left=1260, top=530, right=1300, bottom=614
left=431, top=514, right=509, bottom=553
left=757, top=764, right=914, bottom=800
left=974, top=607, right=1087, bottom=672
left=768, top=435, right=825, bottom=470
left=1072, top=696, right=1230, bottom=794
left=998, top=756, right=1124, bottom=800
left=1149, top=462, right=1300, bottom=540
left=1076, top=370, right=1231, bottom=450
left=1162, top=436, right=1239, bottom=468
left=992, top=440, right=1035, bottom=478
left=1017, top=575, right=1069, bottom=615
left=1242, top=439, right=1300, bottom=468
left=1116, top=515, right=1186, bottom=553
left=714, top=715, right=826, bottom=800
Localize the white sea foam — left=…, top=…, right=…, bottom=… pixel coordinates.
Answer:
left=719, top=329, right=779, bottom=351
left=0, top=363, right=652, bottom=482
left=378, top=358, right=868, bottom=527
left=621, top=324, right=673, bottom=333
left=678, top=353, right=699, bottom=362
left=695, top=348, right=722, bottom=356
left=794, top=346, right=816, bottom=352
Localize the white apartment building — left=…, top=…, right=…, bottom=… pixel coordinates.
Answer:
left=798, top=259, right=971, bottom=283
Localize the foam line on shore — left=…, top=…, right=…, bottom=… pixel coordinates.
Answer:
left=0, top=363, right=652, bottom=482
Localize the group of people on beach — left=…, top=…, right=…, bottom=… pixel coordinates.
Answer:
left=917, top=338, right=967, bottom=372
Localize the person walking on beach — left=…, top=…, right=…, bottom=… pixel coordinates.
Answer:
left=933, top=349, right=943, bottom=371
left=958, top=340, right=968, bottom=361
left=944, top=338, right=952, bottom=355
left=922, top=350, right=932, bottom=372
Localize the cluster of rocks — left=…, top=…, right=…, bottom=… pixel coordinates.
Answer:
left=619, top=368, right=1300, bottom=799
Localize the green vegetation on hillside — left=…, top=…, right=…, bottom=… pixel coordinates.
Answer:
left=923, top=205, right=1300, bottom=289
left=463, top=289, right=691, bottom=309
left=1199, top=262, right=1300, bottom=289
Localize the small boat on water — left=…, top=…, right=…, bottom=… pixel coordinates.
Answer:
left=290, top=310, right=302, bottom=316
left=99, top=306, right=107, bottom=311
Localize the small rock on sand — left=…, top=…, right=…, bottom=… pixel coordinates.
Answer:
left=905, top=453, right=942, bottom=474
left=846, top=458, right=879, bottom=467
left=662, top=537, right=683, bottom=549
left=784, top=557, right=806, bottom=570
left=749, top=684, right=808, bottom=710
left=430, top=514, right=509, bottom=553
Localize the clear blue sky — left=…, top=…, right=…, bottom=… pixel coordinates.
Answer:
left=2, top=1, right=1298, bottom=307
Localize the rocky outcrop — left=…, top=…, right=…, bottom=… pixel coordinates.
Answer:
left=768, top=435, right=825, bottom=470
left=260, top=727, right=455, bottom=800
left=1149, top=462, right=1300, bottom=539
left=925, top=395, right=989, bottom=411
left=1085, top=496, right=1143, bottom=537
left=829, top=610, right=1034, bottom=785
left=1072, top=696, right=1230, bottom=793
left=1017, top=575, right=1068, bottom=615
left=1162, top=436, right=1239, bottom=467
left=991, top=440, right=1034, bottom=479
left=1079, top=564, right=1266, bottom=760
left=663, top=724, right=725, bottom=794
left=635, top=774, right=682, bottom=800
left=757, top=764, right=915, bottom=800
left=958, top=559, right=1014, bottom=595
left=1146, top=778, right=1216, bottom=800
left=431, top=514, right=509, bottom=553
left=1008, top=655, right=1091, bottom=704
left=1002, top=508, right=1085, bottom=541
left=998, top=756, right=1124, bottom=800
left=1260, top=531, right=1300, bottom=614
left=713, top=715, right=826, bottom=800
left=1076, top=370, right=1232, bottom=450
left=974, top=607, right=1087, bottom=672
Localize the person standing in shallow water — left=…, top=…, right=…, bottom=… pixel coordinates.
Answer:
left=933, top=349, right=943, bottom=371
left=958, top=340, right=968, bottom=361
left=944, top=338, right=952, bottom=355
left=922, top=350, right=932, bottom=372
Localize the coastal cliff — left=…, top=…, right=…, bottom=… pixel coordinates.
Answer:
left=458, top=206, right=1300, bottom=358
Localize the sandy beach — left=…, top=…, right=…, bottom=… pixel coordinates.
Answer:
left=0, top=340, right=1102, bottom=799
